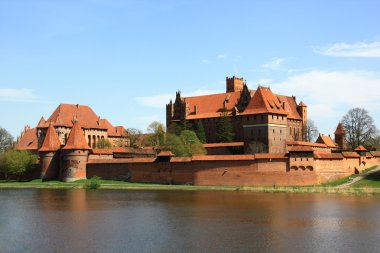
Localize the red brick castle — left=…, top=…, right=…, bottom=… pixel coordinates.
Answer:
left=166, top=76, right=307, bottom=153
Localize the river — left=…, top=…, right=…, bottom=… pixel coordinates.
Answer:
left=0, top=189, right=380, bottom=253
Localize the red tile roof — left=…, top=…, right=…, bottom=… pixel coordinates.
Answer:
left=157, top=151, right=174, bottom=157
left=39, top=104, right=107, bottom=130
left=171, top=157, right=192, bottom=162
left=341, top=152, right=360, bottom=158
left=314, top=151, right=343, bottom=159
left=88, top=158, right=156, bottom=164
left=334, top=122, right=346, bottom=134
left=16, top=128, right=38, bottom=150
left=316, top=135, right=337, bottom=148
left=354, top=145, right=368, bottom=151
left=39, top=124, right=62, bottom=152
left=242, top=87, right=287, bottom=115
left=185, top=91, right=241, bottom=119
left=203, top=142, right=244, bottom=148
left=277, top=95, right=302, bottom=120
left=286, top=141, right=327, bottom=148
left=288, top=146, right=314, bottom=152
left=99, top=119, right=127, bottom=137
left=254, top=153, right=288, bottom=159
left=192, top=154, right=255, bottom=161
left=62, top=121, right=91, bottom=150
left=91, top=149, right=113, bottom=155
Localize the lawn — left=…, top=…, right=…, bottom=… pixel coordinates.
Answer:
left=351, top=170, right=380, bottom=188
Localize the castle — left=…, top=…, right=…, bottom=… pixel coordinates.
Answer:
left=14, top=78, right=379, bottom=185
left=166, top=76, right=344, bottom=153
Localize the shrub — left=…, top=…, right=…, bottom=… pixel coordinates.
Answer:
left=84, top=176, right=101, bottom=189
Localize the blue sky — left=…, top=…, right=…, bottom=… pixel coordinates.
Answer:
left=1, top=0, right=379, bottom=137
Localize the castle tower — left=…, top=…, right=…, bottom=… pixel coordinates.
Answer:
left=39, top=123, right=62, bottom=180
left=297, top=101, right=307, bottom=141
left=226, top=76, right=244, bottom=92
left=61, top=120, right=91, bottom=182
left=334, top=122, right=346, bottom=150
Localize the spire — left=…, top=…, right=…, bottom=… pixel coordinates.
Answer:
left=39, top=123, right=61, bottom=152
left=37, top=117, right=46, bottom=128
left=298, top=101, right=307, bottom=107
left=334, top=122, right=346, bottom=134
left=62, top=120, right=91, bottom=150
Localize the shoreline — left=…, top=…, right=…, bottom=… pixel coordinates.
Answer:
left=1, top=181, right=380, bottom=195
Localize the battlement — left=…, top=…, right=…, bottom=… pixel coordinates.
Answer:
left=226, top=76, right=244, bottom=92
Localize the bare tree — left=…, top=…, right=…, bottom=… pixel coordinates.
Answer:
left=342, top=108, right=378, bottom=148
left=127, top=128, right=143, bottom=148
left=0, top=127, right=13, bottom=153
left=302, top=119, right=319, bottom=142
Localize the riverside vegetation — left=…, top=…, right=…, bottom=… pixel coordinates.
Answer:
left=1, top=166, right=379, bottom=195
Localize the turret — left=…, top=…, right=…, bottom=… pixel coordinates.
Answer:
left=334, top=122, right=346, bottom=150
left=39, top=123, right=61, bottom=180
left=226, top=76, right=244, bottom=92
left=61, top=120, right=91, bottom=182
left=297, top=101, right=307, bottom=141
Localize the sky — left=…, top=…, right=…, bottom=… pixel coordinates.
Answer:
left=0, top=0, right=379, bottom=137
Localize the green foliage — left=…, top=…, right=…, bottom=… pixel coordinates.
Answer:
left=147, top=121, right=166, bottom=147
left=0, top=150, right=38, bottom=180
left=127, top=128, right=143, bottom=148
left=96, top=138, right=113, bottom=149
left=179, top=130, right=206, bottom=156
left=165, top=134, right=186, bottom=156
left=163, top=130, right=206, bottom=157
left=194, top=120, right=206, bottom=143
left=167, top=123, right=182, bottom=136
left=0, top=127, right=13, bottom=153
left=216, top=114, right=234, bottom=143
left=84, top=176, right=101, bottom=189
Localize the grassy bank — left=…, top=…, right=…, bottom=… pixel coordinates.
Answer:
left=1, top=178, right=380, bottom=195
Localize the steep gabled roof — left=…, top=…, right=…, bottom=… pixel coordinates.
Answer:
left=36, top=117, right=46, bottom=128
left=354, top=145, right=367, bottom=151
left=39, top=104, right=107, bottom=130
left=334, top=122, right=346, bottom=134
left=16, top=128, right=38, bottom=150
left=185, top=91, right=241, bottom=119
left=316, top=135, right=337, bottom=148
left=62, top=121, right=91, bottom=150
left=39, top=123, right=62, bottom=152
left=242, top=87, right=287, bottom=115
left=99, top=119, right=127, bottom=137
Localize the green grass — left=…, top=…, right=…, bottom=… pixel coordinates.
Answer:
left=351, top=170, right=380, bottom=188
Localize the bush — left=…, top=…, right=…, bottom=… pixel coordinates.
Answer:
left=84, top=176, right=101, bottom=189
left=0, top=150, right=37, bottom=180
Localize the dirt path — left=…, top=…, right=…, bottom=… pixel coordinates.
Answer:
left=336, top=166, right=380, bottom=188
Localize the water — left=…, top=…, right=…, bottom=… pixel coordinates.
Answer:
left=0, top=189, right=380, bottom=253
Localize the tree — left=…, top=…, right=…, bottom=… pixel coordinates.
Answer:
left=194, top=120, right=206, bottom=143
left=0, top=127, right=13, bottom=153
left=163, top=130, right=206, bottom=157
left=167, top=123, right=182, bottom=136
left=342, top=108, right=379, bottom=148
left=179, top=130, right=206, bottom=156
left=216, top=112, right=234, bottom=143
left=302, top=119, right=319, bottom=142
left=127, top=128, right=143, bottom=148
left=96, top=138, right=113, bottom=149
left=147, top=121, right=166, bottom=147
left=1, top=150, right=37, bottom=180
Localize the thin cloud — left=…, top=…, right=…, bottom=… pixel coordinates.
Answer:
left=201, top=59, right=209, bottom=63
left=217, top=54, right=226, bottom=59
left=261, top=58, right=285, bottom=69
left=313, top=40, right=380, bottom=57
left=0, top=88, right=40, bottom=102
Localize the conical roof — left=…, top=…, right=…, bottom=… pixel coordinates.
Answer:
left=36, top=117, right=46, bottom=128
left=39, top=123, right=61, bottom=152
left=334, top=122, right=346, bottom=134
left=62, top=120, right=91, bottom=150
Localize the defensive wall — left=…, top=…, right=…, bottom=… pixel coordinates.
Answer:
left=86, top=151, right=380, bottom=187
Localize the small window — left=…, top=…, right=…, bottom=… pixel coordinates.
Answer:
left=254, top=115, right=257, bottom=120
left=261, top=115, right=264, bottom=119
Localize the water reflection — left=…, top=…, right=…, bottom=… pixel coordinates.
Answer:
left=1, top=189, right=380, bottom=253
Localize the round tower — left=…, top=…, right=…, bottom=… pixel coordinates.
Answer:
left=61, top=120, right=91, bottom=182
left=334, top=122, right=346, bottom=150
left=39, top=123, right=62, bottom=180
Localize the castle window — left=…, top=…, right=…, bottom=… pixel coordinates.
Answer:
left=258, top=129, right=261, bottom=136
left=273, top=129, right=275, bottom=133
left=251, top=129, right=253, bottom=136
left=254, top=115, right=256, bottom=120
left=280, top=130, right=282, bottom=134
left=277, top=115, right=279, bottom=120
left=272, top=115, right=274, bottom=119
left=261, top=115, right=264, bottom=119
left=247, top=116, right=249, bottom=121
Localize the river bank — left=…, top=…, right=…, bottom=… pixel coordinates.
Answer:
left=1, top=178, right=380, bottom=195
